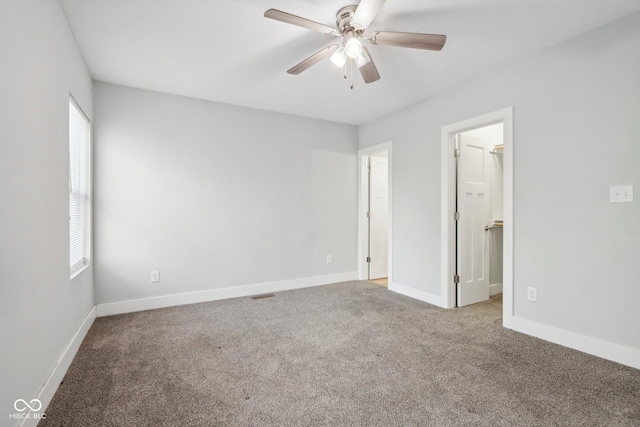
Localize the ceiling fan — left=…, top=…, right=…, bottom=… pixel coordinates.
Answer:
left=264, top=0, right=446, bottom=88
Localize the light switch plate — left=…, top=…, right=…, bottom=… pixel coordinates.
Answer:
left=151, top=270, right=160, bottom=283
left=610, top=185, right=633, bottom=203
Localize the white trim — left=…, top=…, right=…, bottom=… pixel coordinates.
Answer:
left=19, top=306, right=97, bottom=427
left=388, top=281, right=444, bottom=307
left=96, top=272, right=358, bottom=317
left=489, top=283, right=503, bottom=296
left=70, top=260, right=89, bottom=280
left=440, top=107, right=514, bottom=328
left=502, top=109, right=514, bottom=329
left=357, top=141, right=393, bottom=282
left=512, top=317, right=640, bottom=370
left=440, top=130, right=457, bottom=309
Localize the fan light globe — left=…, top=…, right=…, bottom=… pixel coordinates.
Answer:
left=330, top=45, right=347, bottom=67
left=345, top=37, right=363, bottom=58
left=356, top=49, right=371, bottom=68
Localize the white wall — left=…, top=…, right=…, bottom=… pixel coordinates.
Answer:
left=93, top=83, right=358, bottom=305
left=359, top=12, right=640, bottom=350
left=0, top=1, right=94, bottom=423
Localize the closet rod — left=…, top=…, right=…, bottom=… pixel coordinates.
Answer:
left=485, top=224, right=503, bottom=231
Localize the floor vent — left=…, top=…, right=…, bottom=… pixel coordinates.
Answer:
left=250, top=293, right=276, bottom=300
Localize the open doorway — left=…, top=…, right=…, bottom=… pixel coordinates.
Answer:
left=441, top=108, right=514, bottom=328
left=358, top=142, right=392, bottom=286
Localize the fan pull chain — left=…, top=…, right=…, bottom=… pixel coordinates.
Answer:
left=350, top=58, right=354, bottom=90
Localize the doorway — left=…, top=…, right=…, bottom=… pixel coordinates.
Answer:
left=358, top=142, right=392, bottom=284
left=441, top=108, right=514, bottom=328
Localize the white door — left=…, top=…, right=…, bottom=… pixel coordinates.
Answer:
left=369, top=155, right=388, bottom=279
left=457, top=134, right=490, bottom=306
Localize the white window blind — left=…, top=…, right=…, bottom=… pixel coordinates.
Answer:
left=69, top=98, right=90, bottom=275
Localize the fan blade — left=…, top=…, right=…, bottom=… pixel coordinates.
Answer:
left=370, top=31, right=446, bottom=51
left=358, top=47, right=380, bottom=84
left=264, top=9, right=340, bottom=36
left=287, top=45, right=339, bottom=75
left=352, top=0, right=387, bottom=30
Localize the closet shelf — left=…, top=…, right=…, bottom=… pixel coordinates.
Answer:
left=485, top=219, right=503, bottom=231
left=490, top=144, right=504, bottom=155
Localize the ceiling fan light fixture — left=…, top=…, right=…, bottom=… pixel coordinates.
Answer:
left=345, top=37, right=363, bottom=59
left=330, top=45, right=347, bottom=67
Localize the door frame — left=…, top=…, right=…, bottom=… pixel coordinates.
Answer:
left=358, top=141, right=392, bottom=282
left=440, top=108, right=514, bottom=329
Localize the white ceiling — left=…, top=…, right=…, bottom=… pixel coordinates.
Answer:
left=60, top=0, right=640, bottom=125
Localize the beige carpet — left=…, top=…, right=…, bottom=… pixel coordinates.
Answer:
left=40, top=281, right=640, bottom=426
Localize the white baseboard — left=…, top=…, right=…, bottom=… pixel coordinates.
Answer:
left=512, top=316, right=640, bottom=370
left=489, top=283, right=503, bottom=296
left=96, top=272, right=359, bottom=317
left=19, top=306, right=96, bottom=427
left=388, top=281, right=446, bottom=308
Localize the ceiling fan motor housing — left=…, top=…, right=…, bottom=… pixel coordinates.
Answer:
left=336, top=4, right=365, bottom=57
left=336, top=5, right=359, bottom=33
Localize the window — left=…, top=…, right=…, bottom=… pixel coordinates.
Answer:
left=69, top=97, right=91, bottom=276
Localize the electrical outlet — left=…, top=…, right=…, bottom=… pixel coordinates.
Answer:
left=326, top=255, right=333, bottom=264
left=527, top=287, right=537, bottom=303
left=610, top=185, right=633, bottom=203
left=151, top=270, right=160, bottom=283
